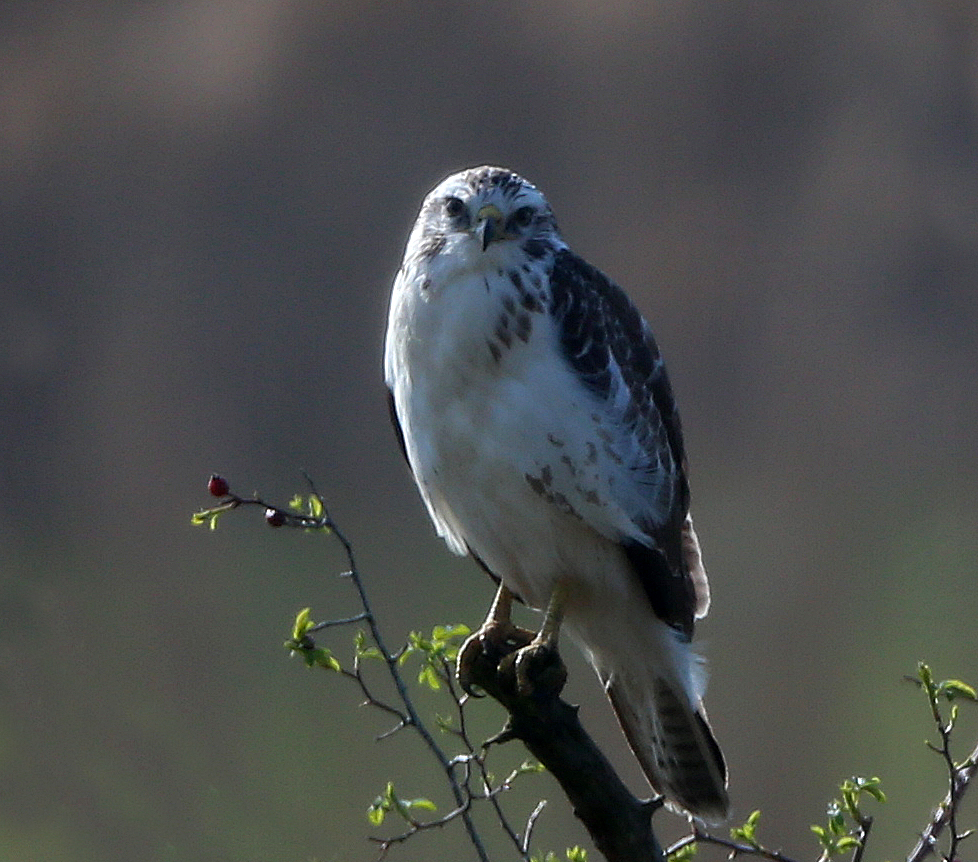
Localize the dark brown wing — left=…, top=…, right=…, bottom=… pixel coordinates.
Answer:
left=548, top=249, right=697, bottom=638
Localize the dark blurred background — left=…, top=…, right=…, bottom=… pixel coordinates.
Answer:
left=2, top=2, right=977, bottom=860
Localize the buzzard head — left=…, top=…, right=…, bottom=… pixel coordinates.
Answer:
left=411, top=166, right=562, bottom=263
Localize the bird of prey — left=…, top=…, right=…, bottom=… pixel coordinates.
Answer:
left=384, top=165, right=728, bottom=820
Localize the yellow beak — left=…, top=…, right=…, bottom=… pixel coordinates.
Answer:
left=475, top=204, right=504, bottom=251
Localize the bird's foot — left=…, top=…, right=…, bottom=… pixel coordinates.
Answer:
left=457, top=621, right=534, bottom=696
left=502, top=636, right=568, bottom=698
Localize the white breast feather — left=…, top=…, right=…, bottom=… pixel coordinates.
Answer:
left=386, top=251, right=659, bottom=609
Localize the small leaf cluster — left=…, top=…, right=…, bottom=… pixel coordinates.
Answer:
left=730, top=809, right=764, bottom=850
left=909, top=662, right=977, bottom=862
left=285, top=607, right=341, bottom=671
left=399, top=623, right=471, bottom=691
left=193, top=475, right=554, bottom=860
left=917, top=661, right=977, bottom=738
left=810, top=777, right=884, bottom=858
left=667, top=840, right=697, bottom=862
left=288, top=492, right=327, bottom=525
left=354, top=628, right=384, bottom=662
left=191, top=475, right=331, bottom=532
left=367, top=781, right=437, bottom=827
left=191, top=507, right=223, bottom=530
left=530, top=846, right=588, bottom=862
left=510, top=759, right=547, bottom=780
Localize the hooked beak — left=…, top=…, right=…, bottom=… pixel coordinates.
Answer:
left=475, top=204, right=504, bottom=251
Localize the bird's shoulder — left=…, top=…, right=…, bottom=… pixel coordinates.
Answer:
left=546, top=248, right=687, bottom=483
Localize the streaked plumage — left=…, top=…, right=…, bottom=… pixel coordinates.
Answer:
left=384, top=166, right=728, bottom=820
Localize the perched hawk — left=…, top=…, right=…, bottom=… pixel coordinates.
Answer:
left=384, top=166, right=729, bottom=820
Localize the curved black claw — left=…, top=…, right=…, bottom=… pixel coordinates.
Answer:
left=505, top=638, right=568, bottom=698
left=456, top=622, right=535, bottom=696
left=456, top=632, right=489, bottom=697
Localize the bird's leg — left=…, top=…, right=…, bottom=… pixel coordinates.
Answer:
left=508, top=581, right=569, bottom=697
left=457, top=584, right=534, bottom=695
left=485, top=581, right=516, bottom=628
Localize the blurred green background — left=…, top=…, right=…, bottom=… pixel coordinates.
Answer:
left=2, top=2, right=977, bottom=860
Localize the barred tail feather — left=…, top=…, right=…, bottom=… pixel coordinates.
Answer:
left=571, top=599, right=729, bottom=822
left=605, top=667, right=728, bottom=821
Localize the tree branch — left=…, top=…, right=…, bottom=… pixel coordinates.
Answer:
left=199, top=477, right=977, bottom=862
left=464, top=633, right=666, bottom=862
left=906, top=736, right=978, bottom=862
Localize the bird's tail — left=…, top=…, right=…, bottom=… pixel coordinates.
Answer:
left=604, top=662, right=728, bottom=821
left=573, top=609, right=729, bottom=821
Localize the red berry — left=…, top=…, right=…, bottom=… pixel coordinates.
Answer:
left=208, top=474, right=230, bottom=497
left=265, top=508, right=286, bottom=527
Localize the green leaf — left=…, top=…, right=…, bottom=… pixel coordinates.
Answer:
left=367, top=797, right=387, bottom=826
left=845, top=776, right=885, bottom=804
left=668, top=842, right=697, bottom=862
left=515, top=759, right=546, bottom=776
left=918, top=662, right=935, bottom=692
left=866, top=785, right=886, bottom=803
left=400, top=632, right=422, bottom=664
left=861, top=778, right=886, bottom=804
left=191, top=509, right=221, bottom=530
left=366, top=781, right=401, bottom=824
left=828, top=806, right=845, bottom=836
left=289, top=494, right=304, bottom=512
left=312, top=648, right=341, bottom=672
left=433, top=623, right=471, bottom=641
left=354, top=628, right=383, bottom=660
left=418, top=664, right=442, bottom=691
left=292, top=607, right=313, bottom=640
left=308, top=494, right=324, bottom=519
left=732, top=810, right=761, bottom=847
left=403, top=796, right=437, bottom=813
left=566, top=848, right=588, bottom=862
left=939, top=679, right=978, bottom=702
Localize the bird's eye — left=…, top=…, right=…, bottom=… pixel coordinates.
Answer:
left=444, top=197, right=467, bottom=219
left=510, top=206, right=535, bottom=229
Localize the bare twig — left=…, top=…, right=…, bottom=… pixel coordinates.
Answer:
left=330, top=660, right=410, bottom=727
left=689, top=827, right=802, bottom=862
left=299, top=475, right=492, bottom=862
left=849, top=813, right=873, bottom=862
left=439, top=656, right=536, bottom=860
left=522, top=800, right=548, bottom=855
left=308, top=612, right=371, bottom=630
left=906, top=664, right=978, bottom=862
left=907, top=736, right=978, bottom=862
left=196, top=476, right=493, bottom=862
left=370, top=796, right=476, bottom=857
